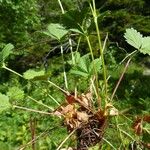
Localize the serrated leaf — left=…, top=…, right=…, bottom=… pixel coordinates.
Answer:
left=7, top=87, right=24, bottom=101
left=0, top=43, right=14, bottom=63
left=124, top=28, right=150, bottom=55
left=70, top=69, right=89, bottom=77
left=69, top=28, right=84, bottom=34
left=89, top=58, right=102, bottom=74
left=67, top=51, right=81, bottom=65
left=141, top=37, right=150, bottom=55
left=43, top=23, right=68, bottom=41
left=79, top=54, right=90, bottom=72
left=23, top=69, right=45, bottom=80
left=0, top=93, right=11, bottom=113
left=124, top=28, right=143, bottom=50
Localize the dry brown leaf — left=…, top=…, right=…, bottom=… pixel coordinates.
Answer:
left=62, top=104, right=75, bottom=114
left=143, top=115, right=150, bottom=123
left=132, top=118, right=143, bottom=135
left=66, top=94, right=76, bottom=104
left=77, top=111, right=89, bottom=123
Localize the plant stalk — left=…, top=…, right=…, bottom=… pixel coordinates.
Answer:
left=2, top=63, right=23, bottom=78
left=90, top=0, right=108, bottom=104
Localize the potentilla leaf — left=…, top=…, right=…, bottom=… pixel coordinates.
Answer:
left=0, top=93, right=11, bottom=113
left=124, top=28, right=143, bottom=50
left=23, top=69, right=45, bottom=80
left=0, top=43, right=14, bottom=62
left=141, top=37, right=150, bottom=55
left=43, top=23, right=68, bottom=41
left=124, top=28, right=150, bottom=55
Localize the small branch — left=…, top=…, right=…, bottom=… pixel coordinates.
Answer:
left=61, top=45, right=68, bottom=89
left=102, top=137, right=117, bottom=150
left=110, top=58, right=131, bottom=101
left=13, top=105, right=53, bottom=115
left=56, top=128, right=77, bottom=150
left=2, top=64, right=23, bottom=78
left=57, top=0, right=65, bottom=14
left=30, top=117, right=36, bottom=150
left=47, top=80, right=70, bottom=95
left=18, top=127, right=57, bottom=150
left=28, top=96, right=54, bottom=111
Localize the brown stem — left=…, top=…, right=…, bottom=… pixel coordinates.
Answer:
left=30, top=117, right=36, bottom=150
left=110, top=58, right=131, bottom=101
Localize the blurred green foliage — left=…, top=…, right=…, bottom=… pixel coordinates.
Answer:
left=0, top=0, right=150, bottom=149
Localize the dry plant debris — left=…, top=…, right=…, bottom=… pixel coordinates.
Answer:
left=54, top=91, right=117, bottom=150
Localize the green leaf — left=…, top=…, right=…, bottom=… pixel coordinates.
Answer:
left=70, top=69, right=89, bottom=77
left=2, top=43, right=14, bottom=61
left=7, top=87, right=24, bottom=101
left=23, top=69, right=45, bottom=80
left=89, top=58, right=102, bottom=74
left=78, top=54, right=90, bottom=73
left=43, top=23, right=68, bottom=41
left=124, top=28, right=150, bottom=55
left=0, top=93, right=11, bottom=113
left=0, top=43, right=14, bottom=64
left=141, top=37, right=150, bottom=54
left=69, top=28, right=84, bottom=34
left=67, top=51, right=81, bottom=65
left=124, top=28, right=143, bottom=50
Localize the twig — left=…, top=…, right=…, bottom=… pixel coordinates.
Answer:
left=56, top=128, right=77, bottom=150
left=30, top=117, right=36, bottom=150
left=47, top=80, right=70, bottom=95
left=110, top=58, right=131, bottom=101
left=18, top=126, right=57, bottom=150
left=102, top=137, right=117, bottom=150
left=13, top=105, right=53, bottom=115
left=28, top=96, right=54, bottom=111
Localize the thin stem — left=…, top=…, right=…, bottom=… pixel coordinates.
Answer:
left=13, top=105, right=53, bottom=115
left=89, top=1, right=108, bottom=105
left=57, top=0, right=65, bottom=14
left=47, top=94, right=61, bottom=106
left=56, top=128, right=77, bottom=150
left=110, top=58, right=131, bottom=101
left=120, top=50, right=137, bottom=64
left=102, top=138, right=117, bottom=150
left=28, top=96, right=54, bottom=111
left=61, top=45, right=68, bottom=89
left=2, top=63, right=23, bottom=78
left=76, top=36, right=81, bottom=52
left=47, top=80, right=70, bottom=95
left=115, top=117, right=125, bottom=148
left=19, top=127, right=57, bottom=150
left=30, top=117, right=36, bottom=150
left=86, top=35, right=101, bottom=107
left=69, top=38, right=75, bottom=65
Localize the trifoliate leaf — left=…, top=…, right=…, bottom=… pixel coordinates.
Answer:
left=124, top=28, right=143, bottom=50
left=0, top=93, right=11, bottom=113
left=43, top=23, right=68, bottom=41
left=23, top=69, right=45, bottom=80
left=7, top=87, right=24, bottom=101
